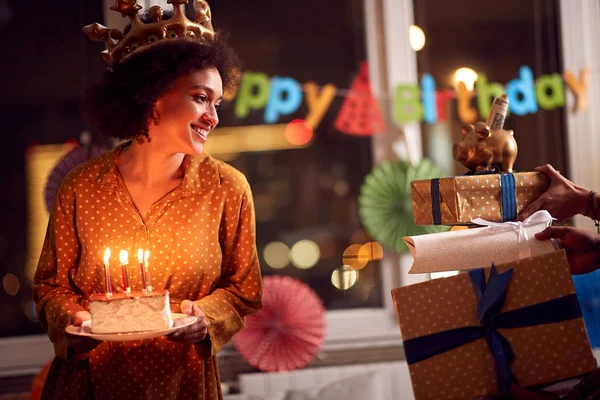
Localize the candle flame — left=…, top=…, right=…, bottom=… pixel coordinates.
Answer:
left=144, top=250, right=150, bottom=262
left=104, top=247, right=110, bottom=265
left=138, top=248, right=143, bottom=263
left=119, top=249, right=128, bottom=264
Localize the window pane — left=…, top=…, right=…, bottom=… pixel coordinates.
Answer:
left=0, top=1, right=106, bottom=337
left=1, top=0, right=382, bottom=338
left=413, top=0, right=567, bottom=176
left=209, top=0, right=383, bottom=310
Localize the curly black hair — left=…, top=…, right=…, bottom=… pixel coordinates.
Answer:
left=82, top=27, right=241, bottom=143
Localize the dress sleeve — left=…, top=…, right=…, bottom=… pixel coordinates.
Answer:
left=195, top=184, right=263, bottom=357
left=33, top=180, right=87, bottom=360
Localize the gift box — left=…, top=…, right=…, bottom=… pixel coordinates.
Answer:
left=411, top=172, right=550, bottom=225
left=392, top=250, right=597, bottom=400
left=403, top=210, right=556, bottom=274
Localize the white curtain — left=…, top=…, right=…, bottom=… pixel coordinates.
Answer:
left=363, top=0, right=428, bottom=295
left=560, top=0, right=600, bottom=229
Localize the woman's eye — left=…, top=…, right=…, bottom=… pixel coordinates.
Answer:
left=215, top=104, right=221, bottom=110
left=194, top=95, right=207, bottom=103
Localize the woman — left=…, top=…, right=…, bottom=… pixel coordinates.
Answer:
left=33, top=2, right=262, bottom=399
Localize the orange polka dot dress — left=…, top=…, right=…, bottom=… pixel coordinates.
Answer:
left=33, top=143, right=263, bottom=399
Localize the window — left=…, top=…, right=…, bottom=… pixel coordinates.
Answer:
left=202, top=0, right=401, bottom=345
left=413, top=0, right=568, bottom=176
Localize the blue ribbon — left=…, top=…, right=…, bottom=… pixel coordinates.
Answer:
left=500, top=173, right=516, bottom=222
left=403, top=265, right=583, bottom=393
left=429, top=172, right=517, bottom=225
left=430, top=178, right=442, bottom=225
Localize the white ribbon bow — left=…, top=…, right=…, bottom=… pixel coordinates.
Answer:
left=471, top=210, right=555, bottom=260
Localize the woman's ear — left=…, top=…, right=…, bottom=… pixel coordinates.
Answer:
left=151, top=106, right=160, bottom=126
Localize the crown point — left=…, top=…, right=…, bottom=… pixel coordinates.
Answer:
left=109, top=29, right=124, bottom=41
left=101, top=50, right=111, bottom=62
left=194, top=0, right=212, bottom=28
left=82, top=23, right=110, bottom=41
left=148, top=6, right=164, bottom=22
left=110, top=0, right=142, bottom=17
left=201, top=30, right=215, bottom=41
left=86, top=0, right=215, bottom=64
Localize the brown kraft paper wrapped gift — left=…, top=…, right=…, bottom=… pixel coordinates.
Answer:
left=391, top=250, right=597, bottom=400
left=411, top=172, right=549, bottom=226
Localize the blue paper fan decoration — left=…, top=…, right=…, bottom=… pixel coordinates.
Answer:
left=358, top=158, right=448, bottom=253
left=44, top=145, right=107, bottom=213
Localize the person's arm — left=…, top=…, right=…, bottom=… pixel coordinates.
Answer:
left=535, top=226, right=600, bottom=275
left=33, top=179, right=98, bottom=360
left=192, top=184, right=262, bottom=356
left=518, top=164, right=592, bottom=222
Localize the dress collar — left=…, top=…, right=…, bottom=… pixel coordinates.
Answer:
left=91, top=142, right=220, bottom=195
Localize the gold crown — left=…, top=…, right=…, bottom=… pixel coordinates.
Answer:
left=83, top=0, right=215, bottom=64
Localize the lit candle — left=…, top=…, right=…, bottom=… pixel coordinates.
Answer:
left=144, top=250, right=153, bottom=292
left=138, top=248, right=147, bottom=292
left=103, top=247, right=112, bottom=296
left=120, top=249, right=131, bottom=293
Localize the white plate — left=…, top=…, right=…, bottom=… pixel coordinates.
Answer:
left=65, top=313, right=197, bottom=341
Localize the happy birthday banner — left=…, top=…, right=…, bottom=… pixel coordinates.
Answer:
left=228, top=62, right=590, bottom=136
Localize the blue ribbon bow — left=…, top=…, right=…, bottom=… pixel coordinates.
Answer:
left=403, top=264, right=583, bottom=393
left=430, top=172, right=517, bottom=224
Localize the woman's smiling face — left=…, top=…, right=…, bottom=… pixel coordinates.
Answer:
left=153, top=66, right=223, bottom=155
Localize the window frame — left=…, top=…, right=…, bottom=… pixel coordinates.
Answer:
left=3, top=0, right=599, bottom=380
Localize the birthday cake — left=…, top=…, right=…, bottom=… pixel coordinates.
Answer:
left=89, top=290, right=173, bottom=334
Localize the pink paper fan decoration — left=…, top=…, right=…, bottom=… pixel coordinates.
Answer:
left=233, top=275, right=326, bottom=372
left=44, top=145, right=106, bottom=213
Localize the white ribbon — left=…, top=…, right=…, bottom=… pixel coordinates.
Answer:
left=471, top=210, right=555, bottom=260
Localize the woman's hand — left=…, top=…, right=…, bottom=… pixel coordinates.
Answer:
left=168, top=300, right=209, bottom=344
left=65, top=310, right=101, bottom=354
left=536, top=226, right=600, bottom=275
left=518, top=164, right=589, bottom=223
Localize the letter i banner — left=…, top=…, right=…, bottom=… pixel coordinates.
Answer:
left=334, top=62, right=386, bottom=136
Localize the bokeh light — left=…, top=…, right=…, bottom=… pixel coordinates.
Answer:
left=25, top=143, right=79, bottom=284
left=3, top=273, right=20, bottom=296
left=342, top=244, right=370, bottom=270
left=290, top=240, right=320, bottom=269
left=343, top=242, right=384, bottom=271
left=331, top=265, right=359, bottom=290
left=285, top=119, right=313, bottom=146
left=409, top=25, right=426, bottom=52
left=359, top=241, right=384, bottom=261
left=453, top=67, right=479, bottom=91
left=263, top=241, right=290, bottom=269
